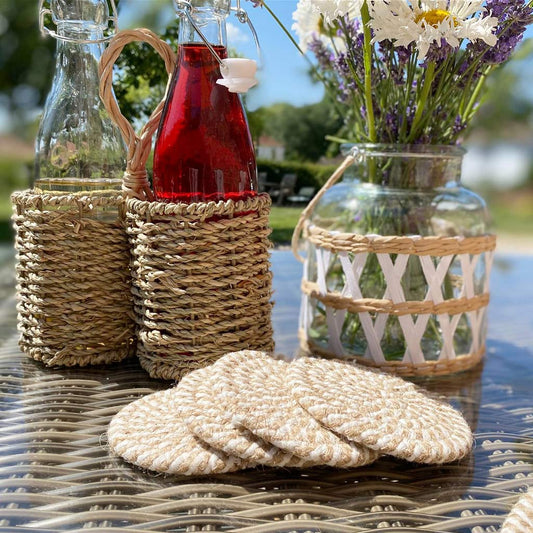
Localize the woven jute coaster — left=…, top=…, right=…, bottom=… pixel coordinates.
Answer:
left=287, top=357, right=473, bottom=464
left=176, top=363, right=306, bottom=468
left=126, top=194, right=275, bottom=381
left=108, top=388, right=246, bottom=475
left=12, top=190, right=135, bottom=367
left=501, top=488, right=533, bottom=533
left=216, top=351, right=379, bottom=468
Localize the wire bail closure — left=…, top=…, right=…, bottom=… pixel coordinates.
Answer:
left=39, top=0, right=119, bottom=43
left=174, top=0, right=261, bottom=93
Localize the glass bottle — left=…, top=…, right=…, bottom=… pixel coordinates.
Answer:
left=34, top=0, right=125, bottom=195
left=303, top=144, right=492, bottom=364
left=153, top=0, right=258, bottom=203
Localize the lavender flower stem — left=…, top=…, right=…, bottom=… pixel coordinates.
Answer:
left=361, top=1, right=376, bottom=142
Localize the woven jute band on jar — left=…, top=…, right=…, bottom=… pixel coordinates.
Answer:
left=126, top=194, right=275, bottom=381
left=299, top=224, right=496, bottom=377
left=11, top=190, right=135, bottom=367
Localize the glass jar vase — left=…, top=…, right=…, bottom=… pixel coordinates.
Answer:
left=299, top=144, right=496, bottom=376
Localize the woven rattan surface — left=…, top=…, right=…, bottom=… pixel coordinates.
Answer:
left=1, top=249, right=532, bottom=532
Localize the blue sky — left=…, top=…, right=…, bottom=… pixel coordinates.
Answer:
left=119, top=0, right=533, bottom=111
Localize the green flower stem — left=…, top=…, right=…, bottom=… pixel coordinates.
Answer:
left=408, top=60, right=435, bottom=142
left=399, top=53, right=418, bottom=142
left=361, top=1, right=376, bottom=143
left=462, top=68, right=491, bottom=122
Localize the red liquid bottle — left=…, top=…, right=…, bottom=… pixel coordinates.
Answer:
left=153, top=1, right=258, bottom=203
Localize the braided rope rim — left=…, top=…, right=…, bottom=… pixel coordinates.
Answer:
left=99, top=28, right=176, bottom=201
left=127, top=194, right=272, bottom=219
left=304, top=224, right=497, bottom=256
left=11, top=189, right=127, bottom=209
left=302, top=280, right=489, bottom=317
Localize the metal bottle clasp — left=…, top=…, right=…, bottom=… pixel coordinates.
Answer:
left=39, top=0, right=119, bottom=43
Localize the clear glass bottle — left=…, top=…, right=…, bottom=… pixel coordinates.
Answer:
left=34, top=0, right=125, bottom=195
left=303, top=144, right=491, bottom=363
left=153, top=0, right=258, bottom=203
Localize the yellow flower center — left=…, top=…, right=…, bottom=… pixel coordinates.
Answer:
left=317, top=15, right=338, bottom=38
left=415, top=9, right=457, bottom=28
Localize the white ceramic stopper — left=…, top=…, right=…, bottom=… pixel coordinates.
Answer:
left=217, top=58, right=258, bottom=94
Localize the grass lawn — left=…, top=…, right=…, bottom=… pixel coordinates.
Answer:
left=269, top=206, right=304, bottom=245
left=486, top=190, right=533, bottom=235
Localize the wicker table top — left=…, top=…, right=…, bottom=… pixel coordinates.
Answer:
left=1, top=248, right=532, bottom=532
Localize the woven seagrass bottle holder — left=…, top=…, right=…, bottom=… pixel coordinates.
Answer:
left=99, top=29, right=274, bottom=381
left=292, top=153, right=497, bottom=377
left=11, top=189, right=135, bottom=367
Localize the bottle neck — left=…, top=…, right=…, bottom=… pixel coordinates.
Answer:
left=34, top=23, right=125, bottom=190
left=53, top=27, right=104, bottom=86
left=179, top=10, right=227, bottom=47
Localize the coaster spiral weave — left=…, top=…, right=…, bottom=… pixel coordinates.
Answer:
left=501, top=487, right=533, bottom=533
left=287, top=357, right=473, bottom=464
left=215, top=351, right=378, bottom=468
left=12, top=190, right=135, bottom=367
left=126, top=194, right=274, bottom=381
left=108, top=351, right=474, bottom=476
left=175, top=360, right=304, bottom=467
left=108, top=388, right=246, bottom=475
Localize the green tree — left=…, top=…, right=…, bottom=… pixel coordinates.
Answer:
left=262, top=99, right=343, bottom=162
left=469, top=39, right=533, bottom=140
left=113, top=24, right=179, bottom=125
left=0, top=0, right=55, bottom=128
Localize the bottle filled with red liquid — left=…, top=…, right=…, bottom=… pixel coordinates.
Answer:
left=153, top=0, right=258, bottom=203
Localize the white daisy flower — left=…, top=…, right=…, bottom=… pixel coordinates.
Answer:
left=311, top=0, right=363, bottom=25
left=293, top=0, right=360, bottom=52
left=369, top=0, right=498, bottom=59
left=292, top=0, right=324, bottom=52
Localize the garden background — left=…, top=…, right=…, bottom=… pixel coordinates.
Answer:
left=1, top=0, right=532, bottom=249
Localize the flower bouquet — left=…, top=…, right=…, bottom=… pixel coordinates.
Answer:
left=286, top=0, right=532, bottom=145
left=259, top=0, right=532, bottom=375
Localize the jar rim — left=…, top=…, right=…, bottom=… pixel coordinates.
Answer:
left=341, top=143, right=466, bottom=159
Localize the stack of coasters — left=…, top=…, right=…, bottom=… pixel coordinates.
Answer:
left=108, top=351, right=474, bottom=476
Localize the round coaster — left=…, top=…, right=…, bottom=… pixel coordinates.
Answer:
left=176, top=364, right=307, bottom=468
left=216, top=351, right=379, bottom=468
left=287, top=357, right=473, bottom=464
left=501, top=488, right=533, bottom=533
left=108, top=388, right=246, bottom=475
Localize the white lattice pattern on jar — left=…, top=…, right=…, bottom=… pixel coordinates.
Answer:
left=299, top=231, right=496, bottom=376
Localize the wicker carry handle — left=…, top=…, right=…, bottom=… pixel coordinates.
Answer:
left=99, top=28, right=176, bottom=201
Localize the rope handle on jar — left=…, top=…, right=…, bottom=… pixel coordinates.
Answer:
left=291, top=146, right=361, bottom=263
left=99, top=29, right=176, bottom=201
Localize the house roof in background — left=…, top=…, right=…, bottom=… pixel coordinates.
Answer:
left=0, top=135, right=33, bottom=160
left=258, top=136, right=284, bottom=148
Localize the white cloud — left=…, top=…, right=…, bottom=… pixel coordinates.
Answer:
left=227, top=22, right=250, bottom=44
